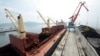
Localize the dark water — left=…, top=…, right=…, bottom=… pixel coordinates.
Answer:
left=0, top=22, right=49, bottom=47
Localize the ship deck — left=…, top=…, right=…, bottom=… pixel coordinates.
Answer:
left=25, top=29, right=66, bottom=56
left=52, top=27, right=99, bottom=56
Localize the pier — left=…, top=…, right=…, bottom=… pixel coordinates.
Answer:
left=0, top=28, right=16, bottom=33
left=52, top=27, right=99, bottom=56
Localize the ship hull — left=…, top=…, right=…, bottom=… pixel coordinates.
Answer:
left=0, top=25, right=66, bottom=56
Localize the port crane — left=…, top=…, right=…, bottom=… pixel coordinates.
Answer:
left=4, top=9, right=26, bottom=38
left=68, top=1, right=89, bottom=30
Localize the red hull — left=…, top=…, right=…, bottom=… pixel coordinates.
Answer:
left=9, top=25, right=66, bottom=56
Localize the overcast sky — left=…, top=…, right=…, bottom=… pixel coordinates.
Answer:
left=0, top=0, right=100, bottom=29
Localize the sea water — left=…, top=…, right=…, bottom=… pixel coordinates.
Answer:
left=0, top=22, right=48, bottom=47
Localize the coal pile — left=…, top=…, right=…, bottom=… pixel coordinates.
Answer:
left=78, top=25, right=100, bottom=38
left=78, top=25, right=100, bottom=55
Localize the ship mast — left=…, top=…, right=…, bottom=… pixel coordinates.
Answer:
left=48, top=17, right=58, bottom=26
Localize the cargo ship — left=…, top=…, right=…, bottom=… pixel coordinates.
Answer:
left=0, top=1, right=99, bottom=56
left=0, top=12, right=66, bottom=56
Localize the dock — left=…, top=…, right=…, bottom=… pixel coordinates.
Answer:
left=52, top=27, right=99, bottom=56
left=0, top=28, right=16, bottom=33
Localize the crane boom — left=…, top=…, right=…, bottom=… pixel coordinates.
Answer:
left=37, top=11, right=50, bottom=28
left=4, top=8, right=17, bottom=30
left=37, top=11, right=47, bottom=25
left=4, top=9, right=17, bottom=21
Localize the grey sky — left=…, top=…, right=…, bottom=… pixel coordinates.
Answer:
left=0, top=0, right=100, bottom=29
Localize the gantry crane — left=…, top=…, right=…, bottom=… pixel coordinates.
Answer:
left=4, top=9, right=26, bottom=38
left=68, top=1, right=89, bottom=30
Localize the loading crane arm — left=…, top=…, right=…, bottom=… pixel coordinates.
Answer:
left=48, top=17, right=57, bottom=26
left=37, top=10, right=50, bottom=28
left=4, top=9, right=26, bottom=38
left=4, top=8, right=18, bottom=30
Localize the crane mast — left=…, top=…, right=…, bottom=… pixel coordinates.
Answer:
left=48, top=17, right=55, bottom=24
left=37, top=11, right=50, bottom=28
left=4, top=9, right=26, bottom=38
left=18, top=14, right=26, bottom=38
left=48, top=17, right=58, bottom=26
